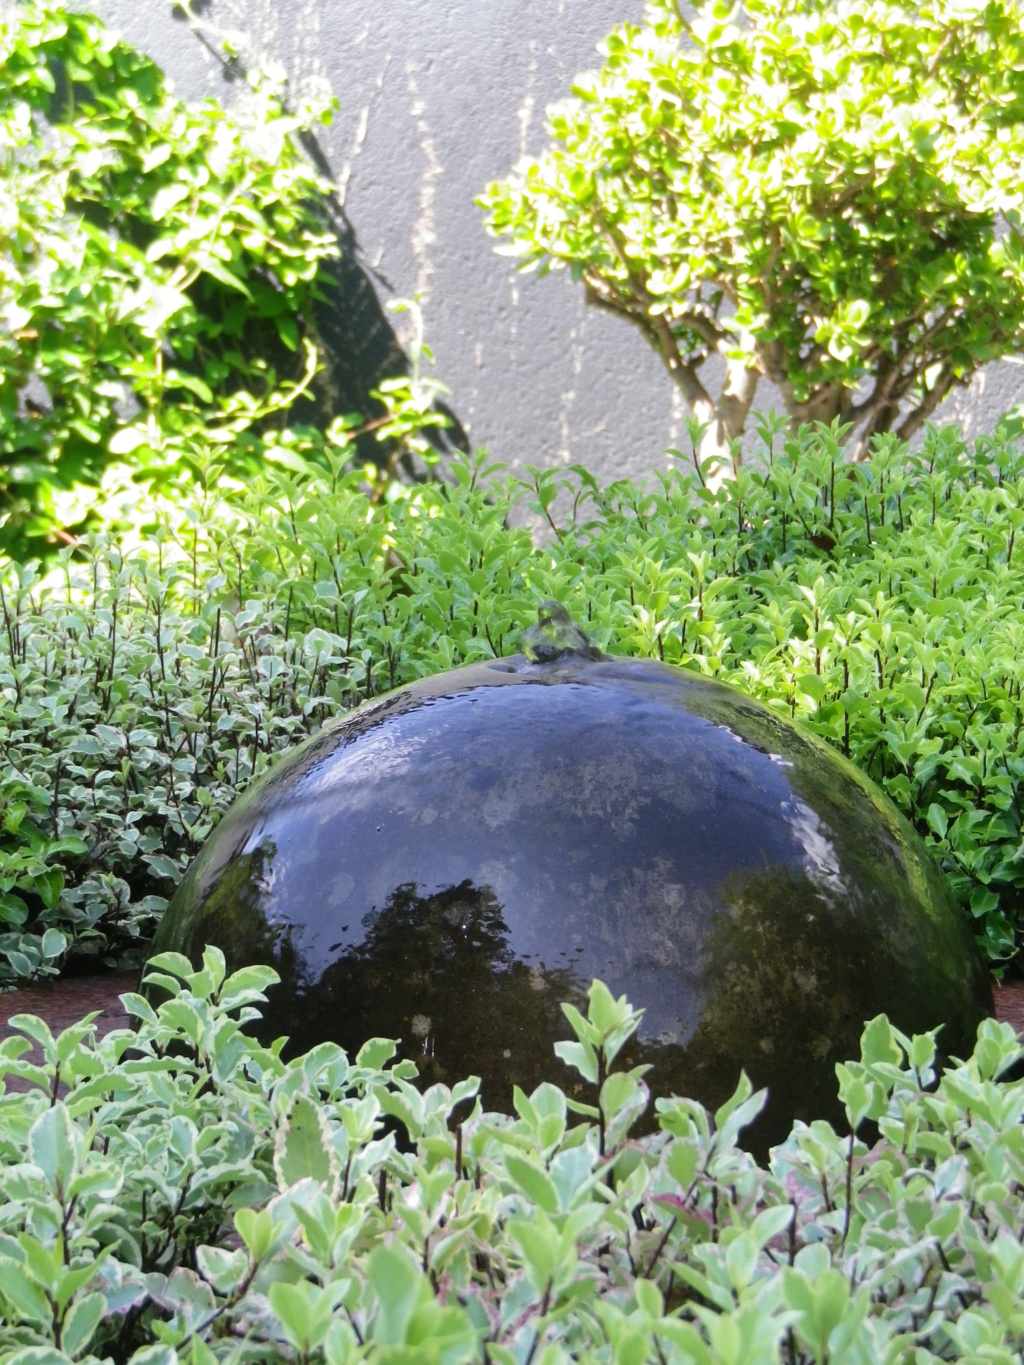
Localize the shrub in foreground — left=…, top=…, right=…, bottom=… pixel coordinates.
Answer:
left=0, top=953, right=1022, bottom=1364
left=1, top=423, right=1024, bottom=978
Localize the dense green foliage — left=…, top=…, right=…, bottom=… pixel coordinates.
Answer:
left=480, top=0, right=1024, bottom=471
left=0, top=0, right=341, bottom=555
left=6, top=7, right=1022, bottom=1350
left=0, top=421, right=1021, bottom=980
left=0, top=953, right=1022, bottom=1364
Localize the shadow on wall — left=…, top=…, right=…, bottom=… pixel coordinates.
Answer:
left=173, top=0, right=469, bottom=474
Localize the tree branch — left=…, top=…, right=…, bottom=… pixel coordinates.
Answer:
left=847, top=307, right=957, bottom=434
left=668, top=303, right=730, bottom=354
left=813, top=172, right=875, bottom=217
left=648, top=311, right=717, bottom=421
left=718, top=354, right=759, bottom=446
left=591, top=205, right=730, bottom=356
left=582, top=282, right=716, bottom=416
left=895, top=366, right=958, bottom=444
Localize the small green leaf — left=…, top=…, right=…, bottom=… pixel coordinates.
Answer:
left=554, top=1038, right=599, bottom=1085
left=0, top=1349, right=78, bottom=1365
left=368, top=1244, right=421, bottom=1346
left=504, top=1152, right=559, bottom=1214
left=860, top=1016, right=903, bottom=1069
left=61, top=1291, right=107, bottom=1357
left=356, top=1037, right=398, bottom=1069
left=40, top=928, right=66, bottom=960
left=28, top=1103, right=80, bottom=1189
left=273, top=1094, right=338, bottom=1194
left=0, top=1256, right=51, bottom=1325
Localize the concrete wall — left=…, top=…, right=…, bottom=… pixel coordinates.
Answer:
left=81, top=0, right=1024, bottom=484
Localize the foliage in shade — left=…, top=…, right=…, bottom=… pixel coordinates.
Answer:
left=0, top=422, right=1023, bottom=981
left=0, top=952, right=1023, bottom=1363
left=480, top=0, right=1024, bottom=470
left=0, top=0, right=341, bottom=556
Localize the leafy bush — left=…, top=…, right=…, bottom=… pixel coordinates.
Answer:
left=0, top=953, right=1022, bottom=1364
left=1, top=0, right=340, bottom=555
left=1, top=422, right=1023, bottom=980
left=480, top=0, right=1024, bottom=472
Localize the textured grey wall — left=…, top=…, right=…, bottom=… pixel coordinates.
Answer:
left=83, top=0, right=1024, bottom=483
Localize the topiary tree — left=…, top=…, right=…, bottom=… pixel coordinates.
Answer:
left=480, top=0, right=1024, bottom=475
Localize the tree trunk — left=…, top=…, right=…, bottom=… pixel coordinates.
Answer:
left=780, top=381, right=846, bottom=432
left=696, top=357, right=760, bottom=489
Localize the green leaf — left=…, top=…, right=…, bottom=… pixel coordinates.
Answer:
left=368, top=1244, right=421, bottom=1346
left=860, top=1016, right=903, bottom=1069
left=599, top=1070, right=643, bottom=1121
left=356, top=1037, right=398, bottom=1069
left=40, top=928, right=66, bottom=960
left=60, top=1291, right=106, bottom=1358
left=504, top=1152, right=559, bottom=1214
left=195, top=255, right=254, bottom=299
left=234, top=1207, right=278, bottom=1261
left=926, top=803, right=949, bottom=839
left=713, top=1072, right=766, bottom=1146
left=108, top=426, right=151, bottom=456
left=554, top=1038, right=599, bottom=1085
left=269, top=1281, right=315, bottom=1351
left=273, top=1094, right=338, bottom=1194
left=126, top=1348, right=179, bottom=1365
left=35, top=868, right=63, bottom=910
left=508, top=1216, right=560, bottom=1288
left=0, top=1349, right=78, bottom=1365
left=28, top=1103, right=80, bottom=1189
left=0, top=1256, right=51, bottom=1325
left=275, top=316, right=299, bottom=351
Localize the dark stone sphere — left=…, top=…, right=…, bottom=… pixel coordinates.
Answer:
left=146, top=649, right=991, bottom=1153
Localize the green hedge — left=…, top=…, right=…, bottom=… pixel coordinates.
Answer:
left=0, top=954, right=1022, bottom=1364
left=1, top=421, right=1023, bottom=980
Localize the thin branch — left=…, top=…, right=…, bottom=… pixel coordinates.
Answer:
left=648, top=311, right=717, bottom=421
left=671, top=302, right=731, bottom=353
left=895, top=365, right=958, bottom=443
left=671, top=0, right=692, bottom=30
left=847, top=307, right=957, bottom=434
left=813, top=171, right=875, bottom=217
left=581, top=278, right=717, bottom=418
left=758, top=223, right=782, bottom=313
left=926, top=29, right=954, bottom=80
left=592, top=204, right=731, bottom=354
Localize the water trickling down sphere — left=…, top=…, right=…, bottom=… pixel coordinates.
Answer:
left=146, top=606, right=991, bottom=1152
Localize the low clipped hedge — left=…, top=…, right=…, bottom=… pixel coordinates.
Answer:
left=1, top=421, right=1024, bottom=979
left=0, top=953, right=1022, bottom=1364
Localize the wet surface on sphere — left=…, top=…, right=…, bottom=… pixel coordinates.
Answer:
left=146, top=651, right=992, bottom=1154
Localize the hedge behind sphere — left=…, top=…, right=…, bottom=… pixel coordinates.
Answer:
left=146, top=605, right=992, bottom=1153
